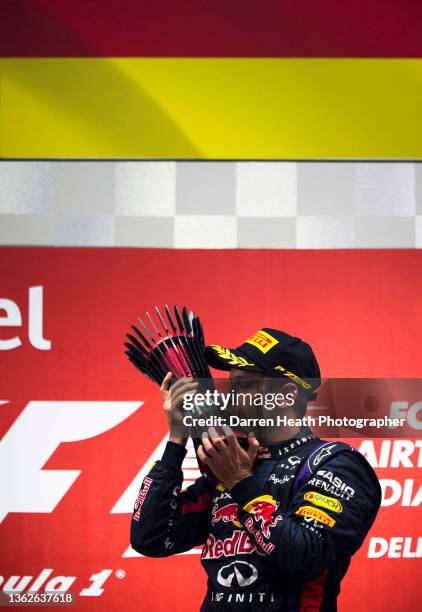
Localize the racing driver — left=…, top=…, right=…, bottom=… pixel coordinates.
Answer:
left=130, top=328, right=381, bottom=611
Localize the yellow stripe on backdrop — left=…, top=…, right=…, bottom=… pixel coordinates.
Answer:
left=1, top=58, right=422, bottom=158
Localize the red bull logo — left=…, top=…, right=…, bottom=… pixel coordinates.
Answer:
left=133, top=476, right=153, bottom=522
left=201, top=530, right=260, bottom=559
left=244, top=495, right=282, bottom=538
left=211, top=502, right=241, bottom=527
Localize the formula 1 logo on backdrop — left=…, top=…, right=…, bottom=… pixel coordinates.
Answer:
left=1, top=403, right=422, bottom=560
left=389, top=402, right=422, bottom=430
left=0, top=400, right=142, bottom=524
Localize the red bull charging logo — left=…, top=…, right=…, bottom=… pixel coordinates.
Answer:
left=244, top=496, right=282, bottom=538
left=211, top=502, right=241, bottom=527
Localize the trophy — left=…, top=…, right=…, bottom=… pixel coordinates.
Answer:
left=124, top=305, right=211, bottom=382
left=124, top=305, right=217, bottom=478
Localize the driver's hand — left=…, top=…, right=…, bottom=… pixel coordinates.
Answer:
left=161, top=373, right=198, bottom=447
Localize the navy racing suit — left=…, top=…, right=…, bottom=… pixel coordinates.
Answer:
left=130, top=428, right=381, bottom=611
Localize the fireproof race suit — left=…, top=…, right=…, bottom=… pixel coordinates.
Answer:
left=130, top=427, right=381, bottom=611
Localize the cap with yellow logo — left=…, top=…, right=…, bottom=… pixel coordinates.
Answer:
left=204, top=328, right=321, bottom=399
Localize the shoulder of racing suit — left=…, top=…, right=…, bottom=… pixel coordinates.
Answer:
left=229, top=439, right=382, bottom=579
left=291, top=439, right=381, bottom=503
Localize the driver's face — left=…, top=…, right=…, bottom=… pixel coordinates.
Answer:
left=229, top=369, right=264, bottom=409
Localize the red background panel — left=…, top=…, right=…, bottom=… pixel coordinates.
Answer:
left=2, top=0, right=422, bottom=57
left=0, top=247, right=421, bottom=610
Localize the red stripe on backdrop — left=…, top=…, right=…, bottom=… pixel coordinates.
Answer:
left=2, top=0, right=422, bottom=57
left=0, top=248, right=421, bottom=386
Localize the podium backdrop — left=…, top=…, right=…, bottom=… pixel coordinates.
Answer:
left=0, top=247, right=421, bottom=610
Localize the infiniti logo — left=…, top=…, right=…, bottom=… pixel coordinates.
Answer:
left=217, top=561, right=258, bottom=588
